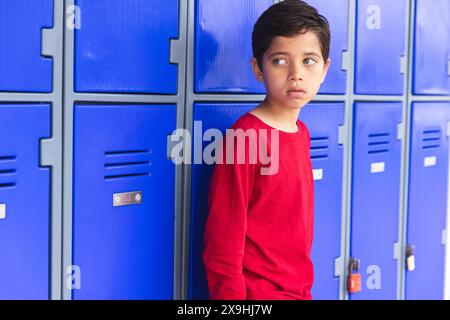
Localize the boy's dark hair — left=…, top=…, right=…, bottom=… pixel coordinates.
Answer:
left=252, top=0, right=330, bottom=71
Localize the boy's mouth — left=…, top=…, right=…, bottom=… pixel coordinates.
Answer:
left=287, top=88, right=306, bottom=98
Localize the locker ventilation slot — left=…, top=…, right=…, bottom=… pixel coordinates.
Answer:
left=310, top=136, right=329, bottom=160
left=422, top=129, right=441, bottom=150
left=368, top=133, right=390, bottom=154
left=104, top=150, right=151, bottom=180
left=0, top=155, right=17, bottom=188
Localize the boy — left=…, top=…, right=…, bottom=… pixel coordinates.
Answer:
left=203, top=0, right=331, bottom=300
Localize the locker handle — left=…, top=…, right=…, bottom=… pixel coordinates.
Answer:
left=334, top=256, right=344, bottom=278
left=400, top=56, right=407, bottom=75
left=41, top=27, right=57, bottom=58
left=341, top=51, right=350, bottom=71
left=169, top=38, right=184, bottom=65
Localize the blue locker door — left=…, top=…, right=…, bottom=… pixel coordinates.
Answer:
left=194, top=0, right=272, bottom=93
left=188, top=103, right=255, bottom=299
left=413, top=0, right=450, bottom=95
left=299, top=103, right=345, bottom=299
left=72, top=104, right=176, bottom=299
left=0, top=0, right=53, bottom=92
left=355, top=0, right=407, bottom=95
left=350, top=102, right=402, bottom=300
left=405, top=102, right=450, bottom=300
left=74, top=0, right=179, bottom=94
left=306, top=0, right=349, bottom=95
left=0, top=104, right=50, bottom=299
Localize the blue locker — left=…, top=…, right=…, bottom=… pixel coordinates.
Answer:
left=355, top=0, right=407, bottom=95
left=350, top=102, right=402, bottom=300
left=299, top=103, right=345, bottom=299
left=0, top=104, right=50, bottom=299
left=306, top=0, right=349, bottom=95
left=413, top=0, right=450, bottom=95
left=188, top=103, right=255, bottom=299
left=0, top=0, right=53, bottom=92
left=405, top=102, right=450, bottom=300
left=194, top=0, right=272, bottom=93
left=72, top=104, right=176, bottom=299
left=74, top=0, right=179, bottom=94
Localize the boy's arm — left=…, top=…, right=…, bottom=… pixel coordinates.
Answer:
left=202, top=133, right=256, bottom=300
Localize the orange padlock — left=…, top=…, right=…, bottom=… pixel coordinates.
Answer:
left=347, top=273, right=362, bottom=293
left=347, top=257, right=362, bottom=293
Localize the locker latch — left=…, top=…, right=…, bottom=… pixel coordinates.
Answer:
left=347, top=257, right=362, bottom=293
left=406, top=244, right=415, bottom=272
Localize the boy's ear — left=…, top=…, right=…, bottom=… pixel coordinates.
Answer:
left=250, top=57, right=264, bottom=82
left=320, top=58, right=331, bottom=84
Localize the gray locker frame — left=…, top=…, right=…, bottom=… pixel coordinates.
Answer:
left=61, top=0, right=188, bottom=300
left=0, top=0, right=64, bottom=300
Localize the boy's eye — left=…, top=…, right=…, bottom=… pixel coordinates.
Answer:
left=273, top=58, right=287, bottom=65
left=304, top=58, right=317, bottom=65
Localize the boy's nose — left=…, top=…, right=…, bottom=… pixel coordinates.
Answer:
left=288, top=73, right=304, bottom=81
left=288, top=64, right=304, bottom=81
left=289, top=75, right=302, bottom=81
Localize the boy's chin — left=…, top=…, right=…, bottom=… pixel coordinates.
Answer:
left=269, top=97, right=308, bottom=110
left=285, top=99, right=308, bottom=110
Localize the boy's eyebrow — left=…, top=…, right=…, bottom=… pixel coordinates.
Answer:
left=268, top=51, right=321, bottom=58
left=268, top=51, right=291, bottom=58
left=303, top=52, right=322, bottom=58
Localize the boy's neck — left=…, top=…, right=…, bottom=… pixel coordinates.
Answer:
left=258, top=98, right=302, bottom=132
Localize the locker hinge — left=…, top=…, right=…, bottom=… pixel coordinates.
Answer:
left=40, top=138, right=57, bottom=167
left=169, top=38, right=184, bottom=65
left=334, top=256, right=345, bottom=278
left=397, top=122, right=405, bottom=141
left=338, top=125, right=346, bottom=145
left=442, top=229, right=447, bottom=246
left=41, top=27, right=57, bottom=57
left=393, top=242, right=401, bottom=261
left=341, top=50, right=350, bottom=71
left=446, top=121, right=450, bottom=137
left=400, top=55, right=407, bottom=74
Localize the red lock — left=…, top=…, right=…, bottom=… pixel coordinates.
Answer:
left=347, top=257, right=362, bottom=293
left=347, top=273, right=362, bottom=293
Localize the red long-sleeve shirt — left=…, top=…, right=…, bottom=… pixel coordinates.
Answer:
left=203, top=112, right=314, bottom=300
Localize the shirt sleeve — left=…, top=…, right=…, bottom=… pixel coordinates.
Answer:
left=202, top=129, right=257, bottom=300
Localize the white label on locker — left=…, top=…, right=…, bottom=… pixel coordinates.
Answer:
left=370, top=162, right=385, bottom=173
left=313, top=169, right=323, bottom=181
left=0, top=204, right=5, bottom=219
left=424, top=156, right=437, bottom=167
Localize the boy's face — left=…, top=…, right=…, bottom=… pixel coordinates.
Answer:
left=251, top=30, right=331, bottom=110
